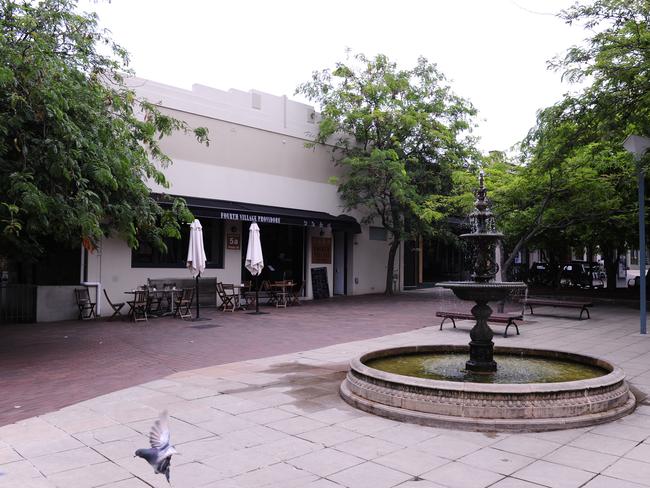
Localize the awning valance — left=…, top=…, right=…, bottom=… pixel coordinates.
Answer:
left=155, top=194, right=362, bottom=233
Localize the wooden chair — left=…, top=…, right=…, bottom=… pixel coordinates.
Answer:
left=130, top=290, right=148, bottom=322
left=74, top=288, right=96, bottom=320
left=217, top=282, right=239, bottom=312
left=103, top=289, right=125, bottom=319
left=174, top=287, right=194, bottom=320
left=289, top=281, right=304, bottom=306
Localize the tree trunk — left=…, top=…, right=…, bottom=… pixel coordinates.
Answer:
left=601, top=244, right=618, bottom=291
left=385, top=236, right=401, bottom=295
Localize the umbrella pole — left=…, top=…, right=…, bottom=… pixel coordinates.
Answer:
left=196, top=274, right=200, bottom=318
left=248, top=273, right=268, bottom=315
left=192, top=273, right=211, bottom=322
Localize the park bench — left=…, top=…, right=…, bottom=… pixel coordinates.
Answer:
left=522, top=298, right=592, bottom=320
left=436, top=310, right=524, bottom=338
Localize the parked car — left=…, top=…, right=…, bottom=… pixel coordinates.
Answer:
left=560, top=261, right=605, bottom=288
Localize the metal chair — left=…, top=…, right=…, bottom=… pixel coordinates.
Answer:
left=74, top=288, right=96, bottom=320
left=103, top=289, right=125, bottom=319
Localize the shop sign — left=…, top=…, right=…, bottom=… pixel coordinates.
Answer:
left=226, top=233, right=240, bottom=250
left=220, top=211, right=281, bottom=224
left=311, top=237, right=332, bottom=264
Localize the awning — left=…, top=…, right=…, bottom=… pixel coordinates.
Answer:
left=155, top=194, right=362, bottom=233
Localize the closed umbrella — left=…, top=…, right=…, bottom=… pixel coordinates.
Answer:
left=245, top=222, right=266, bottom=314
left=187, top=219, right=209, bottom=321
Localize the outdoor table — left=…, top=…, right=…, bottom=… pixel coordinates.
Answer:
left=269, top=281, right=294, bottom=308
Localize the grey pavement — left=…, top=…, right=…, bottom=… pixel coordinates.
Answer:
left=2, top=302, right=650, bottom=487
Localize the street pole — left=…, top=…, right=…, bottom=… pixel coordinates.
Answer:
left=640, top=166, right=647, bottom=335
left=624, top=135, right=650, bottom=335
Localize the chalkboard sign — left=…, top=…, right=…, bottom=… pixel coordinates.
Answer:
left=311, top=267, right=330, bottom=300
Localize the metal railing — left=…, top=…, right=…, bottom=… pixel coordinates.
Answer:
left=0, top=284, right=37, bottom=324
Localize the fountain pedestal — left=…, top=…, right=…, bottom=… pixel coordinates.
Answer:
left=466, top=301, right=496, bottom=372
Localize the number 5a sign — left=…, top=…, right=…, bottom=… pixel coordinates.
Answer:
left=227, top=233, right=240, bottom=250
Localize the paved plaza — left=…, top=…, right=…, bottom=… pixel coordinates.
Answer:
left=2, top=293, right=650, bottom=487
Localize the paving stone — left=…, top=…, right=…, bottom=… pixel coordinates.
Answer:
left=195, top=410, right=257, bottom=435
left=569, top=432, right=638, bottom=456
left=459, top=447, right=535, bottom=475
left=267, top=415, right=328, bottom=435
left=371, top=424, right=442, bottom=447
left=374, top=446, right=448, bottom=476
left=603, top=458, right=650, bottom=486
left=491, top=435, right=562, bottom=458
left=416, top=434, right=482, bottom=460
left=237, top=406, right=297, bottom=425
left=46, top=462, right=132, bottom=488
left=582, top=475, right=648, bottom=487
left=421, top=460, right=504, bottom=488
left=97, top=478, right=151, bottom=488
left=489, top=478, right=547, bottom=488
left=328, top=461, right=412, bottom=488
left=297, top=425, right=363, bottom=447
left=30, top=446, right=105, bottom=475
left=162, top=462, right=223, bottom=488
left=336, top=416, right=398, bottom=435
left=544, top=445, right=619, bottom=473
left=0, top=447, right=21, bottom=465
left=334, top=435, right=402, bottom=461
left=589, top=421, right=650, bottom=442
left=230, top=461, right=318, bottom=487
left=289, top=447, right=365, bottom=477
left=513, top=460, right=595, bottom=488
left=624, top=442, right=650, bottom=462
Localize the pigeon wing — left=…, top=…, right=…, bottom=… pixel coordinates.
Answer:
left=149, top=410, right=171, bottom=450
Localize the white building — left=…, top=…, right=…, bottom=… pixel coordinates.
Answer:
left=40, top=79, right=403, bottom=321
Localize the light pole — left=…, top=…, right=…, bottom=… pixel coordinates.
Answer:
left=623, top=135, right=650, bottom=334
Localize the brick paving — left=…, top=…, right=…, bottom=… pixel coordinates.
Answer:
left=1, top=297, right=650, bottom=487
left=1, top=292, right=449, bottom=427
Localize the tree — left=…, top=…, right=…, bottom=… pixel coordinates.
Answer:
left=297, top=52, right=478, bottom=294
left=0, top=0, right=208, bottom=263
left=488, top=0, right=647, bottom=285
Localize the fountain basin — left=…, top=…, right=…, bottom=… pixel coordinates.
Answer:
left=436, top=281, right=527, bottom=302
left=340, top=345, right=635, bottom=432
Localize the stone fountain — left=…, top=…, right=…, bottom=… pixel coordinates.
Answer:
left=340, top=173, right=635, bottom=432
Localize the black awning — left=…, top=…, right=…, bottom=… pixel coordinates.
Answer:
left=155, top=194, right=361, bottom=233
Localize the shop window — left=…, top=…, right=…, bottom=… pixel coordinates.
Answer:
left=369, top=226, right=388, bottom=241
left=132, top=219, right=224, bottom=268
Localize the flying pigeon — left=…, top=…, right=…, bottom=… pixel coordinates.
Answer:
left=134, top=410, right=177, bottom=483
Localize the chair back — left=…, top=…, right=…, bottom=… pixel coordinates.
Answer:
left=103, top=289, right=115, bottom=307
left=182, top=287, right=194, bottom=302
left=216, top=282, right=226, bottom=299
left=74, top=288, right=91, bottom=305
left=133, top=289, right=148, bottom=304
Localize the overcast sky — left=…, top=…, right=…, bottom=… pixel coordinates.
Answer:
left=80, top=0, right=588, bottom=153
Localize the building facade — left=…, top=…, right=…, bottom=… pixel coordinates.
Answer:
left=34, top=79, right=405, bottom=321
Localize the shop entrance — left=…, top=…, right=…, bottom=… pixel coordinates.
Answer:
left=241, top=223, right=305, bottom=284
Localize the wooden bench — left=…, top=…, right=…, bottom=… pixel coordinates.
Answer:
left=436, top=310, right=523, bottom=338
left=522, top=298, right=592, bottom=320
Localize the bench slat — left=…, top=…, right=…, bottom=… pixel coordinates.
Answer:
left=435, top=310, right=522, bottom=338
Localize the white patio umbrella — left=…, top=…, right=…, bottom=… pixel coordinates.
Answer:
left=245, top=222, right=266, bottom=314
left=187, top=219, right=209, bottom=320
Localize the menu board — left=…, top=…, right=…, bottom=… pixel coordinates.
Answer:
left=311, top=267, right=330, bottom=300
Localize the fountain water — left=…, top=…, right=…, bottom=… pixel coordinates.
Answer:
left=340, top=173, right=636, bottom=431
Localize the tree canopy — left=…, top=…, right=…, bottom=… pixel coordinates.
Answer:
left=482, top=0, right=647, bottom=286
left=0, top=0, right=208, bottom=262
left=297, top=52, right=478, bottom=294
